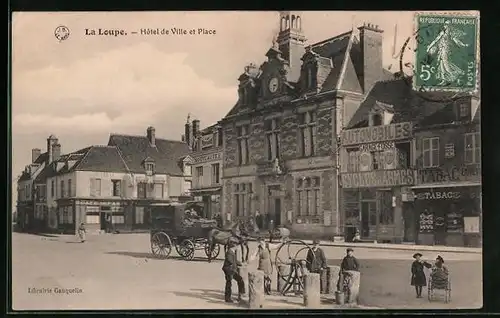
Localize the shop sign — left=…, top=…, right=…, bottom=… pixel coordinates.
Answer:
left=417, top=164, right=481, bottom=184
left=341, top=122, right=413, bottom=146
left=416, top=191, right=461, bottom=200
left=341, top=169, right=415, bottom=188
left=193, top=152, right=222, bottom=163
left=200, top=134, right=214, bottom=149
left=359, top=142, right=395, bottom=152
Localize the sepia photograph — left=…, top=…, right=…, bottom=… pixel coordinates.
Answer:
left=11, top=10, right=481, bottom=311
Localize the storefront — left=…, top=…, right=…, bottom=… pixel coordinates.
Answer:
left=192, top=189, right=222, bottom=219
left=412, top=184, right=481, bottom=247
left=341, top=169, right=416, bottom=243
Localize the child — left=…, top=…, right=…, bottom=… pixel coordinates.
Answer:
left=78, top=222, right=87, bottom=243
left=411, top=253, right=432, bottom=298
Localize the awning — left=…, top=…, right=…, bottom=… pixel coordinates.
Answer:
left=190, top=186, right=222, bottom=195
left=411, top=182, right=481, bottom=189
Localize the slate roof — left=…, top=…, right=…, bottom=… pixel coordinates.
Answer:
left=346, top=78, right=460, bottom=129
left=108, top=134, right=190, bottom=176
left=34, top=152, right=48, bottom=164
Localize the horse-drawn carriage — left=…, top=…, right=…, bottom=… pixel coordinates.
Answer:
left=150, top=203, right=221, bottom=261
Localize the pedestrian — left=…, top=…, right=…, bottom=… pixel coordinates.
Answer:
left=222, top=241, right=245, bottom=303
left=339, top=248, right=360, bottom=292
left=411, top=252, right=432, bottom=298
left=306, top=239, right=328, bottom=292
left=215, top=213, right=223, bottom=228
left=430, top=255, right=449, bottom=287
left=255, top=210, right=263, bottom=231
left=78, top=222, right=86, bottom=243
left=249, top=237, right=283, bottom=295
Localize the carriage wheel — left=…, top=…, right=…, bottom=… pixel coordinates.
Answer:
left=178, top=239, right=196, bottom=261
left=151, top=232, right=172, bottom=259
left=274, top=240, right=314, bottom=294
left=204, top=242, right=220, bottom=259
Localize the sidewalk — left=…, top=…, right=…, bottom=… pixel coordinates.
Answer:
left=289, top=239, right=482, bottom=254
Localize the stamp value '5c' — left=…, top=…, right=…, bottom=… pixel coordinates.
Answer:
left=414, top=13, right=479, bottom=93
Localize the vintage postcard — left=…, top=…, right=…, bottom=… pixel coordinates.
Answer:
left=11, top=11, right=481, bottom=311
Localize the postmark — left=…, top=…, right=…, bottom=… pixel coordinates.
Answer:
left=54, top=25, right=70, bottom=42
left=413, top=13, right=479, bottom=93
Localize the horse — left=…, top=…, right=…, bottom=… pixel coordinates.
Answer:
left=242, top=218, right=291, bottom=243
left=206, top=221, right=250, bottom=263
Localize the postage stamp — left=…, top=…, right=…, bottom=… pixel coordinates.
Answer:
left=413, top=13, right=479, bottom=92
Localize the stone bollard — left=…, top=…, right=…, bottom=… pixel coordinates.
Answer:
left=277, top=265, right=290, bottom=293
left=327, top=266, right=341, bottom=294
left=248, top=271, right=265, bottom=309
left=344, top=270, right=361, bottom=304
left=238, top=264, right=249, bottom=296
left=303, top=273, right=321, bottom=308
left=320, top=269, right=328, bottom=294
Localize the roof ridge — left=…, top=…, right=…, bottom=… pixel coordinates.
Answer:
left=309, top=30, right=352, bottom=49
left=110, top=133, right=184, bottom=144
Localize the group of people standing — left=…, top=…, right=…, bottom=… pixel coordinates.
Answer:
left=221, top=238, right=361, bottom=303
left=411, top=253, right=449, bottom=298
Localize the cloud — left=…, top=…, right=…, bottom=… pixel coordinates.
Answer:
left=13, top=42, right=237, bottom=135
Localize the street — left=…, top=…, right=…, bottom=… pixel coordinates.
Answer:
left=12, top=232, right=482, bottom=310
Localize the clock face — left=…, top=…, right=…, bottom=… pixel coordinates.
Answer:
left=268, top=77, right=279, bottom=93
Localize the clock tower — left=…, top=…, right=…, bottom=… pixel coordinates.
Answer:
left=276, top=11, right=307, bottom=83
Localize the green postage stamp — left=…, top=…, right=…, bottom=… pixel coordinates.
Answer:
left=414, top=13, right=479, bottom=92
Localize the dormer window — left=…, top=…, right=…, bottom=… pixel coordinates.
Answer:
left=459, top=103, right=470, bottom=119
left=145, top=161, right=155, bottom=176
left=372, top=114, right=382, bottom=126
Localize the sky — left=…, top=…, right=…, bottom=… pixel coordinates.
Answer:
left=11, top=11, right=442, bottom=210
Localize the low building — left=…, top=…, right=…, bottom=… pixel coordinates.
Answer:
left=185, top=117, right=224, bottom=219
left=27, top=127, right=192, bottom=234
left=412, top=97, right=481, bottom=247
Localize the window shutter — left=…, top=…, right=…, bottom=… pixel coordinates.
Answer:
left=90, top=178, right=95, bottom=197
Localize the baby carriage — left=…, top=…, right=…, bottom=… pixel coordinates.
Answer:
left=428, top=266, right=451, bottom=303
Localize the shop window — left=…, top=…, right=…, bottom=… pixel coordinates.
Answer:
left=135, top=207, right=145, bottom=224
left=85, top=207, right=100, bottom=224
left=379, top=191, right=394, bottom=225
left=299, top=111, right=317, bottom=157
left=59, top=207, right=73, bottom=224
left=112, top=180, right=121, bottom=197
left=112, top=215, right=125, bottom=224
left=422, top=137, right=440, bottom=168
left=464, top=132, right=481, bottom=164
left=296, top=177, right=321, bottom=216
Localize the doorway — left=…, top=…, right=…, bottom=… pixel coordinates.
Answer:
left=267, top=185, right=282, bottom=228
left=360, top=201, right=376, bottom=238
left=403, top=203, right=417, bottom=242
left=100, top=212, right=107, bottom=230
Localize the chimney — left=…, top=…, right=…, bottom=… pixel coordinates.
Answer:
left=32, top=148, right=41, bottom=163
left=192, top=119, right=200, bottom=139
left=358, top=23, right=384, bottom=94
left=277, top=11, right=307, bottom=82
left=52, top=143, right=61, bottom=162
left=47, top=135, right=58, bottom=163
left=147, top=126, right=156, bottom=146
left=185, top=122, right=192, bottom=147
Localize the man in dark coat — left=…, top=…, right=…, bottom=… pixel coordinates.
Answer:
left=255, top=210, right=263, bottom=230
left=306, top=239, right=327, bottom=292
left=411, top=252, right=432, bottom=298
left=215, top=213, right=223, bottom=228
left=339, top=248, right=360, bottom=292
left=222, top=242, right=245, bottom=303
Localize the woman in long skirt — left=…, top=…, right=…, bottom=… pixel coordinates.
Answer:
left=78, top=222, right=87, bottom=243
left=411, top=253, right=432, bottom=298
left=249, top=237, right=282, bottom=295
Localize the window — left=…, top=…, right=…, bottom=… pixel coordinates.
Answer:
left=464, top=132, right=481, bottom=164
left=379, top=191, right=394, bottom=225
left=196, top=166, right=204, bottom=177
left=135, top=207, right=145, bottom=224
left=67, top=180, right=72, bottom=197
left=422, top=137, right=440, bottom=168
left=296, top=177, right=321, bottom=216
left=234, top=183, right=252, bottom=217
left=217, top=128, right=223, bottom=147
left=307, top=67, right=313, bottom=89
left=459, top=103, right=469, bottom=118
left=237, top=125, right=250, bottom=165
left=265, top=119, right=280, bottom=161
left=112, top=180, right=121, bottom=197
left=90, top=178, right=102, bottom=197
left=59, top=206, right=73, bottom=224
left=372, top=114, right=382, bottom=126
left=212, top=163, right=220, bottom=184
left=51, top=180, right=55, bottom=197
left=60, top=180, right=65, bottom=198
left=347, top=149, right=360, bottom=172
left=137, top=182, right=147, bottom=199
left=154, top=183, right=164, bottom=199
left=145, top=162, right=155, bottom=175
left=299, top=111, right=317, bottom=157
left=184, top=164, right=192, bottom=176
